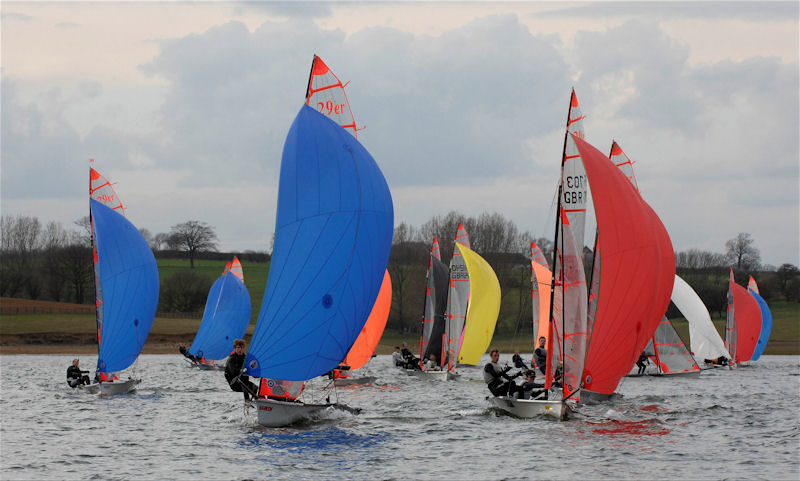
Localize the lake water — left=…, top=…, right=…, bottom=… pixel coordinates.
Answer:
left=1, top=354, right=798, bottom=480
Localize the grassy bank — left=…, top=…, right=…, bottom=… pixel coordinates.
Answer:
left=2, top=298, right=798, bottom=355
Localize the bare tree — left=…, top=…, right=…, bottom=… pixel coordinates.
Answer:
left=725, top=233, right=761, bottom=270
left=152, top=232, right=169, bottom=252
left=388, top=222, right=427, bottom=331
left=167, top=221, right=219, bottom=268
left=0, top=215, right=42, bottom=297
left=676, top=249, right=726, bottom=269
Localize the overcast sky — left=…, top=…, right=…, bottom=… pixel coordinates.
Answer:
left=2, top=1, right=798, bottom=267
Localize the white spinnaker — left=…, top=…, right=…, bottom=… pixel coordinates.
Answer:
left=672, top=274, right=731, bottom=361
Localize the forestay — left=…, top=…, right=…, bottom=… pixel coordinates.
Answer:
left=244, top=106, right=393, bottom=381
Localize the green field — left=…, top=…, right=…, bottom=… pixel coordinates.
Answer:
left=157, top=258, right=270, bottom=323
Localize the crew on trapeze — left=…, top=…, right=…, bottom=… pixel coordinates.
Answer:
left=66, top=358, right=91, bottom=388
left=483, top=349, right=523, bottom=397
left=224, top=339, right=258, bottom=401
left=703, top=356, right=730, bottom=366
left=533, top=336, right=547, bottom=375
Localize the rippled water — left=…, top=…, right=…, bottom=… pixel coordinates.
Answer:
left=1, top=354, right=798, bottom=480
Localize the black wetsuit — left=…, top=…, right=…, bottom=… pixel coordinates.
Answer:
left=512, top=353, right=528, bottom=369
left=401, top=348, right=420, bottom=370
left=179, top=345, right=199, bottom=363
left=66, top=366, right=90, bottom=388
left=636, top=353, right=649, bottom=374
left=224, top=353, right=258, bottom=400
left=483, top=362, right=520, bottom=397
left=520, top=380, right=547, bottom=399
left=534, top=347, right=547, bottom=375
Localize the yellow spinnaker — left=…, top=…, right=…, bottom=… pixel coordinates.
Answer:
left=456, top=243, right=501, bottom=365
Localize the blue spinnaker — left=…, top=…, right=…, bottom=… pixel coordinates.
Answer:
left=189, top=272, right=251, bottom=361
left=749, top=289, right=772, bottom=361
left=91, top=199, right=159, bottom=374
left=245, top=105, right=393, bottom=381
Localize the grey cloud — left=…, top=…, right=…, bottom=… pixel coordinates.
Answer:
left=539, top=1, right=798, bottom=21
left=233, top=1, right=333, bottom=19
left=1, top=12, right=33, bottom=22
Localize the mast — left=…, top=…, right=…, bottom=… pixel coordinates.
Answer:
left=89, top=162, right=100, bottom=368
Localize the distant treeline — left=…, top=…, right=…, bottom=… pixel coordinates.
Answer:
left=2, top=213, right=798, bottom=334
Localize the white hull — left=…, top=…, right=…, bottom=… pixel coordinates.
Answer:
left=77, top=384, right=100, bottom=394
left=255, top=398, right=332, bottom=427
left=488, top=396, right=569, bottom=420
left=405, top=369, right=449, bottom=381
left=99, top=379, right=140, bottom=396
left=334, top=376, right=376, bottom=387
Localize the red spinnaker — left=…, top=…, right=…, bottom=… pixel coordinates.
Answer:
left=573, top=135, right=675, bottom=395
left=731, top=283, right=762, bottom=363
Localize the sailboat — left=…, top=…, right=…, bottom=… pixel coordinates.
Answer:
left=726, top=269, right=763, bottom=365
left=410, top=237, right=450, bottom=380
left=608, top=142, right=699, bottom=378
left=241, top=102, right=393, bottom=427
left=490, top=90, right=587, bottom=419
left=671, top=274, right=732, bottom=367
left=187, top=256, right=251, bottom=370
left=747, top=276, right=772, bottom=361
left=333, top=271, right=392, bottom=386
left=86, top=165, right=159, bottom=395
left=443, top=224, right=502, bottom=378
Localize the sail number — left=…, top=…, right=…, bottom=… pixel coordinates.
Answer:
left=317, top=100, right=345, bottom=116
left=95, top=194, right=115, bottom=204
left=451, top=264, right=468, bottom=280
left=563, top=175, right=586, bottom=205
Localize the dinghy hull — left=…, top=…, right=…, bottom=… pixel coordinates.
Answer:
left=99, top=379, right=140, bottom=396
left=488, top=396, right=569, bottom=420
left=255, top=398, right=331, bottom=427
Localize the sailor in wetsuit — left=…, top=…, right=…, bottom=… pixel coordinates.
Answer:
left=179, top=344, right=199, bottom=363
left=518, top=369, right=547, bottom=400
left=484, top=349, right=521, bottom=397
left=533, top=336, right=547, bottom=375
left=401, top=342, right=420, bottom=370
left=636, top=352, right=649, bottom=374
left=392, top=346, right=404, bottom=366
left=703, top=356, right=730, bottom=366
left=224, top=339, right=258, bottom=401
left=511, top=350, right=528, bottom=369
left=66, top=359, right=91, bottom=388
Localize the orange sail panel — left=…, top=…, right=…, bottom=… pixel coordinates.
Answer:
left=344, top=270, right=392, bottom=370
left=305, top=55, right=358, bottom=137
left=229, top=256, right=244, bottom=282
left=574, top=135, right=675, bottom=396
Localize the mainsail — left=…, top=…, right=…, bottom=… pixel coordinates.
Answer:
left=672, top=274, right=731, bottom=362
left=561, top=89, right=588, bottom=249
left=575, top=134, right=675, bottom=396
left=444, top=224, right=472, bottom=369
left=229, top=256, right=244, bottom=283
left=305, top=55, right=358, bottom=137
left=90, top=190, right=158, bottom=375
left=244, top=105, right=393, bottom=381
left=748, top=277, right=772, bottom=361
left=649, top=317, right=700, bottom=374
left=455, top=244, right=501, bottom=365
left=420, top=237, right=449, bottom=366
left=189, top=261, right=251, bottom=361
left=344, top=271, right=392, bottom=370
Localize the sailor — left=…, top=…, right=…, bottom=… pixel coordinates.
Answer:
left=401, top=342, right=420, bottom=370
left=636, top=352, right=649, bottom=374
left=66, top=359, right=91, bottom=388
left=512, top=350, right=528, bottom=369
left=426, top=354, right=442, bottom=371
left=224, top=339, right=258, bottom=401
left=392, top=346, right=404, bottom=366
left=533, top=336, right=547, bottom=375
left=703, top=356, right=729, bottom=366
left=483, top=349, right=521, bottom=397
left=178, top=344, right=199, bottom=363
left=518, top=369, right=547, bottom=400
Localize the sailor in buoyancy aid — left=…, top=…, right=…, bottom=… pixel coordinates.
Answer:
left=483, top=349, right=522, bottom=397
